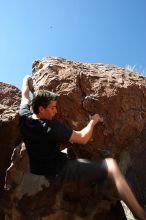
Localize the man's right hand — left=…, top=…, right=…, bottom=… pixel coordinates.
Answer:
left=22, top=75, right=32, bottom=84
left=28, top=77, right=34, bottom=93
left=21, top=75, right=33, bottom=106
left=23, top=75, right=34, bottom=93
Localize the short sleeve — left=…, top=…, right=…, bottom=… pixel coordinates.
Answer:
left=19, top=104, right=31, bottom=117
left=49, top=120, right=73, bottom=144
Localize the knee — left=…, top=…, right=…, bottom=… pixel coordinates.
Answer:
left=105, top=157, right=117, bottom=166
left=105, top=158, right=119, bottom=177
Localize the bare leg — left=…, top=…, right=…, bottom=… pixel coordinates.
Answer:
left=105, top=158, right=146, bottom=220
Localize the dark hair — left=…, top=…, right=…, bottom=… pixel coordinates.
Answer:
left=32, top=90, right=59, bottom=114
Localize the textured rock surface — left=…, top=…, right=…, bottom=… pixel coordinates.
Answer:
left=0, top=83, right=21, bottom=196
left=127, top=128, right=146, bottom=206
left=31, top=57, right=146, bottom=207
left=1, top=57, right=146, bottom=219
left=32, top=58, right=146, bottom=158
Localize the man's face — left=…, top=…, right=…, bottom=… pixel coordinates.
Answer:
left=39, top=100, right=58, bottom=120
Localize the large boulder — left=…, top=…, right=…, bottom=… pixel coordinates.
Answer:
left=0, top=83, right=21, bottom=196
left=31, top=57, right=146, bottom=207
left=32, top=57, right=146, bottom=160
left=2, top=57, right=146, bottom=219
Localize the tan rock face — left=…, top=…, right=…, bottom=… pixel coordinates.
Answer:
left=0, top=82, right=21, bottom=196
left=2, top=57, right=146, bottom=219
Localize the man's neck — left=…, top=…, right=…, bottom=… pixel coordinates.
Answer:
left=32, top=114, right=39, bottom=119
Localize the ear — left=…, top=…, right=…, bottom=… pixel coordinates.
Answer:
left=38, top=106, right=45, bottom=113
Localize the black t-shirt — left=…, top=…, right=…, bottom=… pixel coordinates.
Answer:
left=19, top=104, right=73, bottom=176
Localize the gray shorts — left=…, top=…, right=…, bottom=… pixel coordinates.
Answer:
left=56, top=158, right=108, bottom=184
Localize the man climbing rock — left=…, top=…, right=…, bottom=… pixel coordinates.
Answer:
left=19, top=75, right=146, bottom=220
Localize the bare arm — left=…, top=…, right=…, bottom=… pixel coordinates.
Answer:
left=69, top=114, right=101, bottom=145
left=20, top=75, right=33, bottom=106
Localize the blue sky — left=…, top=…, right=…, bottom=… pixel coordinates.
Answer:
left=0, top=0, right=146, bottom=89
